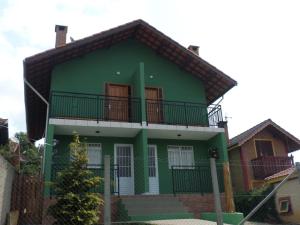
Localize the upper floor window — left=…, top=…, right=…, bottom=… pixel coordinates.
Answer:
left=87, top=143, right=102, bottom=168
left=168, top=146, right=194, bottom=169
left=255, top=140, right=274, bottom=157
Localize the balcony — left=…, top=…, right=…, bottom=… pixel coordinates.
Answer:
left=50, top=91, right=223, bottom=128
left=146, top=99, right=223, bottom=127
left=50, top=91, right=141, bottom=123
left=251, top=156, right=294, bottom=179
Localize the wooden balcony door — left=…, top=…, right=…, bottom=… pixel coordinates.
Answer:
left=145, top=87, right=163, bottom=123
left=106, top=83, right=130, bottom=122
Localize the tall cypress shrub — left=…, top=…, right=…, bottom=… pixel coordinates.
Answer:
left=49, top=134, right=103, bottom=225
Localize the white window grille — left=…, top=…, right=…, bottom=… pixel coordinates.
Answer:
left=168, top=145, right=194, bottom=169
left=87, top=143, right=102, bottom=168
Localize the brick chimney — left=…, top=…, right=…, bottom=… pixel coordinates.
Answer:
left=55, top=25, right=68, bottom=48
left=188, top=45, right=199, bottom=55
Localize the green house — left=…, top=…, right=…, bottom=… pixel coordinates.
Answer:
left=24, top=20, right=237, bottom=220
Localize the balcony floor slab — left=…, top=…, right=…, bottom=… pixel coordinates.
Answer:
left=49, top=119, right=224, bottom=140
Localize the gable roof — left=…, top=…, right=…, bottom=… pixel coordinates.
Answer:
left=24, top=19, right=237, bottom=140
left=228, top=119, right=300, bottom=152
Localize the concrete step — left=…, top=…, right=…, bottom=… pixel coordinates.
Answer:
left=121, top=199, right=184, bottom=207
left=120, top=195, right=192, bottom=220
left=126, top=205, right=188, bottom=215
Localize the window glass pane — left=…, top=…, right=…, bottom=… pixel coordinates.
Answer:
left=87, top=143, right=101, bottom=168
left=148, top=146, right=156, bottom=177
left=117, top=146, right=131, bottom=177
left=168, top=146, right=194, bottom=169
left=255, top=140, right=273, bottom=157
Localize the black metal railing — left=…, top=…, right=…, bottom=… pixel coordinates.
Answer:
left=146, top=99, right=223, bottom=127
left=50, top=163, right=120, bottom=196
left=171, top=165, right=224, bottom=196
left=50, top=91, right=141, bottom=123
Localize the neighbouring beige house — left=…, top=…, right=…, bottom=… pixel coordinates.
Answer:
left=228, top=119, right=300, bottom=192
left=265, top=167, right=300, bottom=224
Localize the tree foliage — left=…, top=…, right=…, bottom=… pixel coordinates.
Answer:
left=16, top=132, right=41, bottom=175
left=0, top=132, right=41, bottom=175
left=48, top=134, right=102, bottom=225
left=234, top=185, right=281, bottom=222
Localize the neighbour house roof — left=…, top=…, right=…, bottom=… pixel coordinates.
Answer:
left=264, top=166, right=297, bottom=184
left=24, top=19, right=237, bottom=140
left=228, top=119, right=300, bottom=152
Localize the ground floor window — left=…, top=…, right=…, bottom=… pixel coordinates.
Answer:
left=167, top=145, right=194, bottom=169
left=87, top=143, right=102, bottom=168
left=278, top=197, right=292, bottom=214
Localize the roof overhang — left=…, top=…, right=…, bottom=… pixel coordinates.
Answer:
left=24, top=19, right=237, bottom=140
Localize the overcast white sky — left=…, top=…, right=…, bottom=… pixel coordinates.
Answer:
left=0, top=0, right=300, bottom=161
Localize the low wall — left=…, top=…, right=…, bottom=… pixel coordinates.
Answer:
left=178, top=193, right=226, bottom=218
left=0, top=155, right=16, bottom=225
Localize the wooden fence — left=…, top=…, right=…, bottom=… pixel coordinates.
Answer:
left=11, top=174, right=43, bottom=225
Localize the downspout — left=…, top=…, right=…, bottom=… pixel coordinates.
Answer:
left=23, top=62, right=49, bottom=174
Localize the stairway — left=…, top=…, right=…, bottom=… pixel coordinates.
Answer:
left=119, top=195, right=194, bottom=221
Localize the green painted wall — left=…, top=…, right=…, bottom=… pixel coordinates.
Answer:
left=207, top=133, right=228, bottom=162
left=52, top=135, right=135, bottom=165
left=50, top=39, right=206, bottom=104
left=44, top=124, right=54, bottom=197
left=49, top=133, right=226, bottom=195
left=148, top=139, right=210, bottom=194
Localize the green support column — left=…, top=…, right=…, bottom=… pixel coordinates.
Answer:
left=208, top=132, right=235, bottom=212
left=138, top=62, right=146, bottom=122
left=44, top=124, right=54, bottom=197
left=134, top=129, right=149, bottom=194
left=208, top=133, right=228, bottom=162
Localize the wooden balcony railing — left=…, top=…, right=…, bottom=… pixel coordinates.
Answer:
left=251, top=156, right=294, bottom=179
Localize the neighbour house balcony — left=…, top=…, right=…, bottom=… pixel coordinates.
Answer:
left=50, top=91, right=223, bottom=128
left=251, top=156, right=294, bottom=180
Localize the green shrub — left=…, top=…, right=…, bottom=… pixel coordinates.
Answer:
left=234, top=185, right=281, bottom=223
left=48, top=134, right=103, bottom=225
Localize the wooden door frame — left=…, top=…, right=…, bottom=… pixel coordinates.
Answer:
left=105, top=83, right=132, bottom=121
left=105, top=83, right=132, bottom=97
left=145, top=87, right=164, bottom=123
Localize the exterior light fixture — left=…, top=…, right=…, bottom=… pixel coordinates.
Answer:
left=209, top=147, right=219, bottom=159
left=149, top=75, right=154, bottom=79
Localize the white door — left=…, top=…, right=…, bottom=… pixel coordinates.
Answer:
left=114, top=144, right=134, bottom=195
left=148, top=145, right=159, bottom=194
